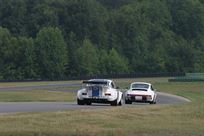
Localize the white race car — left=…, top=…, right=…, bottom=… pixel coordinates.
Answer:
left=124, top=82, right=157, bottom=104
left=77, top=79, right=123, bottom=106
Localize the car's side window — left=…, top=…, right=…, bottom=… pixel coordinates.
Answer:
left=111, top=82, right=115, bottom=88
left=151, top=85, right=154, bottom=91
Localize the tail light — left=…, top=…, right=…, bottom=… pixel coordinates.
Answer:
left=105, top=93, right=111, bottom=96
left=127, top=94, right=131, bottom=97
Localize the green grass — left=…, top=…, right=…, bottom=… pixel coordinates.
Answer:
left=0, top=78, right=204, bottom=136
left=0, top=80, right=82, bottom=87
left=154, top=82, right=204, bottom=101
left=0, top=81, right=80, bottom=102
left=0, top=90, right=75, bottom=102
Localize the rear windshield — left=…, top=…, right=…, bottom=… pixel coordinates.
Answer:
left=132, top=84, right=149, bottom=89
left=83, top=80, right=108, bottom=85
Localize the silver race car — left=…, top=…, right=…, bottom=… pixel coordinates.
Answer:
left=77, top=79, right=123, bottom=106
left=124, top=82, right=157, bottom=104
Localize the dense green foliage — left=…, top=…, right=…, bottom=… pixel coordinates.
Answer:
left=0, top=0, right=204, bottom=80
left=35, top=27, right=67, bottom=80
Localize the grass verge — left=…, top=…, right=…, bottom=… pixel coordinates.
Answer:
left=0, top=80, right=82, bottom=88
left=0, top=90, right=76, bottom=102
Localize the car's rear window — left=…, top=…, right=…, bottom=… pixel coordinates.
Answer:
left=132, top=84, right=149, bottom=89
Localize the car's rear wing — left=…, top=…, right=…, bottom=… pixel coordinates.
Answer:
left=82, top=80, right=108, bottom=85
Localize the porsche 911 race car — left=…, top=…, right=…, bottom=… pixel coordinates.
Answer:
left=124, top=82, right=157, bottom=104
left=77, top=79, right=123, bottom=106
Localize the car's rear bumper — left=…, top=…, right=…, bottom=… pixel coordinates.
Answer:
left=125, top=96, right=152, bottom=103
left=83, top=98, right=115, bottom=104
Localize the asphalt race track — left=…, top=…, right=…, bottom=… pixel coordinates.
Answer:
left=0, top=84, right=190, bottom=113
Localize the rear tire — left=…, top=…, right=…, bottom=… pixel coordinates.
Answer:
left=86, top=101, right=92, bottom=105
left=118, top=95, right=124, bottom=106
left=150, top=101, right=156, bottom=104
left=77, top=98, right=85, bottom=105
left=153, top=101, right=157, bottom=104
left=125, top=100, right=132, bottom=104
left=150, top=95, right=157, bottom=104
left=118, top=100, right=122, bottom=106
left=110, top=99, right=118, bottom=106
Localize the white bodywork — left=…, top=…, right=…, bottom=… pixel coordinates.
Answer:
left=77, top=79, right=123, bottom=106
left=124, top=82, right=157, bottom=104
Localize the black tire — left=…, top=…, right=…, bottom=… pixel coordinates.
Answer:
left=118, top=100, right=122, bottom=106
left=150, top=101, right=156, bottom=104
left=125, top=100, right=132, bottom=104
left=150, top=95, right=157, bottom=104
left=110, top=99, right=118, bottom=106
left=153, top=100, right=157, bottom=104
left=118, top=95, right=124, bottom=106
left=77, top=98, right=85, bottom=105
left=86, top=101, right=92, bottom=105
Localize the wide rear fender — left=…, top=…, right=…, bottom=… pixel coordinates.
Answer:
left=117, top=91, right=123, bottom=103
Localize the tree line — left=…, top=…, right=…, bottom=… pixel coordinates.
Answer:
left=0, top=0, right=204, bottom=80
